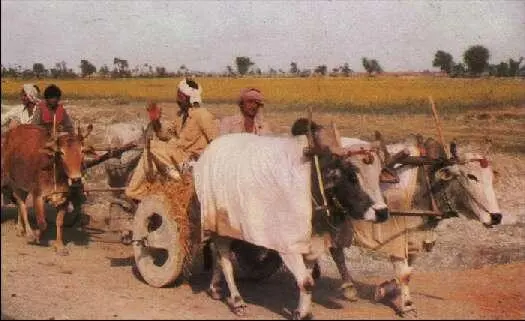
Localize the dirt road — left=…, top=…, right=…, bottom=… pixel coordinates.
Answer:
left=1, top=216, right=523, bottom=320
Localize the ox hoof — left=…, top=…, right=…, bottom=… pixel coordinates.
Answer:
left=25, top=232, right=38, bottom=244
left=52, top=243, right=69, bottom=256
left=16, top=228, right=26, bottom=237
left=55, top=247, right=69, bottom=256
left=227, top=297, right=247, bottom=316
left=206, top=288, right=222, bottom=301
left=341, top=284, right=358, bottom=302
left=292, top=310, right=313, bottom=320
left=374, top=279, right=400, bottom=302
left=399, top=303, right=417, bottom=319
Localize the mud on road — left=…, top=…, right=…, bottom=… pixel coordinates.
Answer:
left=1, top=215, right=524, bottom=320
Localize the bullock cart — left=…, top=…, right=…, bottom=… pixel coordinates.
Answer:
left=84, top=142, right=281, bottom=288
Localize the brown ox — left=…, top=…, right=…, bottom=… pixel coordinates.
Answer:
left=1, top=124, right=92, bottom=255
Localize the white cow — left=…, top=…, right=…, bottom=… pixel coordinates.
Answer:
left=193, top=126, right=389, bottom=320
left=102, top=121, right=146, bottom=189
left=329, top=134, right=504, bottom=316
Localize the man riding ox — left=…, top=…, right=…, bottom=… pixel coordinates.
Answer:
left=1, top=123, right=92, bottom=255
left=326, top=133, right=503, bottom=316
left=1, top=84, right=93, bottom=255
left=125, top=78, right=219, bottom=201
left=192, top=118, right=389, bottom=320
left=31, top=84, right=75, bottom=134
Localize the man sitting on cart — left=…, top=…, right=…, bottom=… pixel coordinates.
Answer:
left=125, top=77, right=219, bottom=201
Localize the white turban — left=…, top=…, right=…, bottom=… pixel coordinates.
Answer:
left=22, top=84, right=39, bottom=104
left=178, top=79, right=202, bottom=105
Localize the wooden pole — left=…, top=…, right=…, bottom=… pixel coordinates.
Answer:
left=390, top=209, right=443, bottom=217
left=429, top=96, right=450, bottom=159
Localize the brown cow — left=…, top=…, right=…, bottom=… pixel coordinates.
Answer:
left=1, top=124, right=92, bottom=255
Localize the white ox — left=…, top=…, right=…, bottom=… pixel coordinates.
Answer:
left=327, top=134, right=504, bottom=316
left=102, top=121, right=145, bottom=189
left=193, top=128, right=389, bottom=320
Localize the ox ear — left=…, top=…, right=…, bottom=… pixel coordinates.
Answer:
left=81, top=145, right=97, bottom=156
left=380, top=167, right=399, bottom=184
left=39, top=143, right=56, bottom=156
left=483, top=137, right=493, bottom=156
left=79, top=124, right=94, bottom=141
left=435, top=167, right=458, bottom=181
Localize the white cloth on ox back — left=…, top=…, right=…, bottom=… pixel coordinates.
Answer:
left=193, top=133, right=314, bottom=254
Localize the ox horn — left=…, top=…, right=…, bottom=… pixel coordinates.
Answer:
left=483, top=137, right=493, bottom=156
left=331, top=121, right=342, bottom=148
left=80, top=124, right=94, bottom=141
left=306, top=106, right=315, bottom=148
left=374, top=130, right=390, bottom=164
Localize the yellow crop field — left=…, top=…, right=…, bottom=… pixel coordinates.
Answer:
left=2, top=76, right=524, bottom=113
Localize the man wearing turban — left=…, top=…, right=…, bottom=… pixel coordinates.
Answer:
left=125, top=78, right=219, bottom=201
left=1, top=84, right=41, bottom=132
left=219, top=88, right=273, bottom=135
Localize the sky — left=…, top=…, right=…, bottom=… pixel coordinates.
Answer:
left=1, top=0, right=524, bottom=73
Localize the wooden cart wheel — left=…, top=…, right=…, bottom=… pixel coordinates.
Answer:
left=132, top=194, right=184, bottom=287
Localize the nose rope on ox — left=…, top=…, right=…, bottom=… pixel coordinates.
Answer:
left=456, top=178, right=497, bottom=221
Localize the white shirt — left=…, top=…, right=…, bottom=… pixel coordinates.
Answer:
left=1, top=104, right=36, bottom=127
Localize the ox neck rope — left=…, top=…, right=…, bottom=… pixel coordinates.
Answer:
left=430, top=167, right=493, bottom=219
left=310, top=154, right=341, bottom=233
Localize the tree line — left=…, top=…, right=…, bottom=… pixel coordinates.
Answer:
left=2, top=45, right=523, bottom=79
left=433, top=45, right=524, bottom=77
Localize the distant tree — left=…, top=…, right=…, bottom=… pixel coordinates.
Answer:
left=235, top=57, right=254, bottom=76
left=290, top=62, right=299, bottom=74
left=226, top=65, right=235, bottom=76
left=314, top=65, right=327, bottom=76
left=177, top=64, right=188, bottom=76
left=508, top=57, right=524, bottom=77
left=450, top=63, right=466, bottom=78
left=463, top=45, right=490, bottom=76
left=432, top=50, right=454, bottom=74
left=341, top=63, right=352, bottom=77
left=21, top=69, right=34, bottom=79
left=99, top=65, right=109, bottom=77
left=495, top=62, right=509, bottom=77
left=362, top=57, right=383, bottom=76
left=32, top=63, right=45, bottom=78
left=50, top=68, right=60, bottom=78
left=80, top=59, right=97, bottom=77
left=3, top=65, right=19, bottom=78
left=156, top=66, right=167, bottom=77
left=113, top=57, right=130, bottom=77
left=268, top=67, right=277, bottom=76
